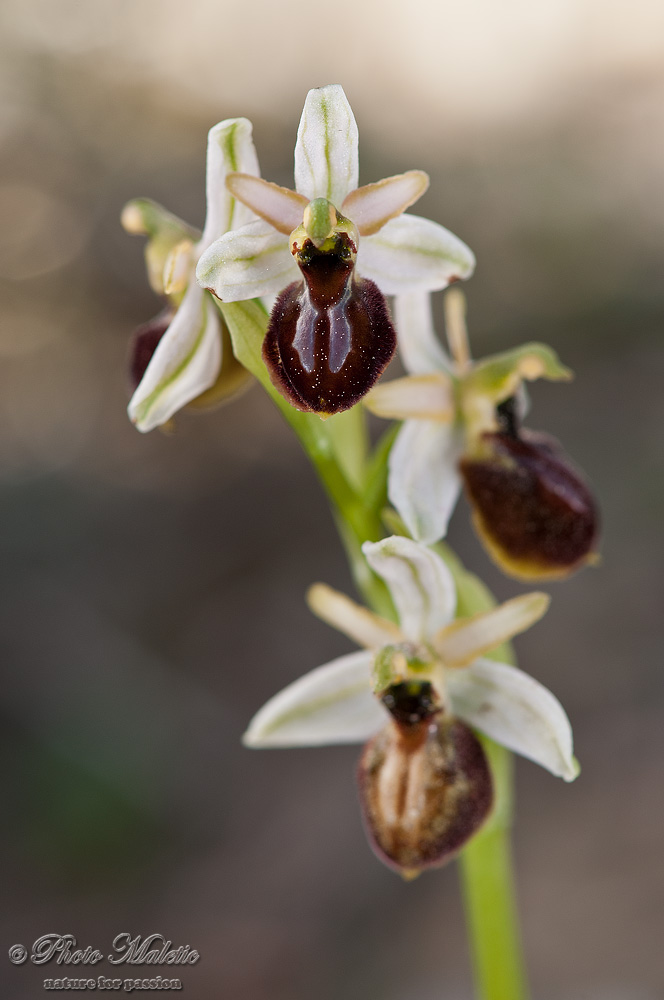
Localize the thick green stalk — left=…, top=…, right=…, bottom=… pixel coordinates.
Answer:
left=218, top=296, right=529, bottom=1000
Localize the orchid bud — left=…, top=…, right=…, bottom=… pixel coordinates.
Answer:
left=358, top=681, right=493, bottom=878
left=460, top=406, right=599, bottom=581
left=262, top=204, right=396, bottom=415
left=122, top=198, right=200, bottom=298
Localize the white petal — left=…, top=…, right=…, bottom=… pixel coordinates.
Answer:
left=128, top=283, right=221, bottom=432
left=196, top=219, right=298, bottom=302
left=200, top=118, right=260, bottom=249
left=364, top=373, right=453, bottom=421
left=362, top=535, right=456, bottom=642
left=294, top=84, right=359, bottom=205
left=226, top=174, right=307, bottom=236
left=243, top=650, right=383, bottom=747
left=307, top=583, right=403, bottom=649
left=394, top=292, right=452, bottom=375
left=357, top=214, right=476, bottom=295
left=341, top=171, right=429, bottom=237
left=447, top=657, right=579, bottom=781
left=388, top=420, right=463, bottom=546
left=435, top=593, right=550, bottom=667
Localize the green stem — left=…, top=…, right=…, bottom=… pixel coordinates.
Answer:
left=218, top=296, right=529, bottom=1000
left=460, top=742, right=529, bottom=1000
left=439, top=544, right=530, bottom=998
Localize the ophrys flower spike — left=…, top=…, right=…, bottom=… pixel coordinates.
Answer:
left=119, top=84, right=601, bottom=998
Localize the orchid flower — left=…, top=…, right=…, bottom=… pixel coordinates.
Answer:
left=122, top=118, right=260, bottom=432
left=365, top=290, right=599, bottom=580
left=244, top=535, right=578, bottom=875
left=196, top=85, right=476, bottom=415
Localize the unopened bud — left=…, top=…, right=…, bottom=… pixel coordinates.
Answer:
left=121, top=201, right=148, bottom=235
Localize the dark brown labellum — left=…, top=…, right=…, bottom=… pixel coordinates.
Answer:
left=128, top=309, right=174, bottom=391
left=262, top=234, right=396, bottom=414
left=460, top=429, right=599, bottom=580
left=358, top=709, right=493, bottom=878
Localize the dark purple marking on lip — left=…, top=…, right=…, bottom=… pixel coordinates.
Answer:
left=263, top=234, right=396, bottom=414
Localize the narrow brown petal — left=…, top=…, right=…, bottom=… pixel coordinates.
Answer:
left=358, top=686, right=493, bottom=877
left=262, top=235, right=396, bottom=414
left=460, top=429, right=600, bottom=580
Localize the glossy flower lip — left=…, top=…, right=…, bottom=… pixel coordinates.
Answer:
left=243, top=535, right=579, bottom=784
left=124, top=117, right=260, bottom=432
left=261, top=227, right=397, bottom=415
left=196, top=85, right=476, bottom=303
left=461, top=429, right=600, bottom=580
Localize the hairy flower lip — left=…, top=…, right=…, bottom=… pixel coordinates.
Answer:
left=261, top=232, right=397, bottom=415
left=460, top=429, right=601, bottom=581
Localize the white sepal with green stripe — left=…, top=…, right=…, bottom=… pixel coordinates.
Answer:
left=362, top=535, right=457, bottom=642
left=294, top=84, right=359, bottom=207
left=128, top=117, right=260, bottom=431
left=128, top=283, right=221, bottom=432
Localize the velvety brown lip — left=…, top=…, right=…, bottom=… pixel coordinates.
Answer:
left=262, top=235, right=396, bottom=415
left=460, top=428, right=600, bottom=579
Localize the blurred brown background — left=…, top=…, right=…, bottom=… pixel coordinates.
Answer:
left=1, top=2, right=663, bottom=998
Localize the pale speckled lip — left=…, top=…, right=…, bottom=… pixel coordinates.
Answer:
left=356, top=716, right=493, bottom=877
